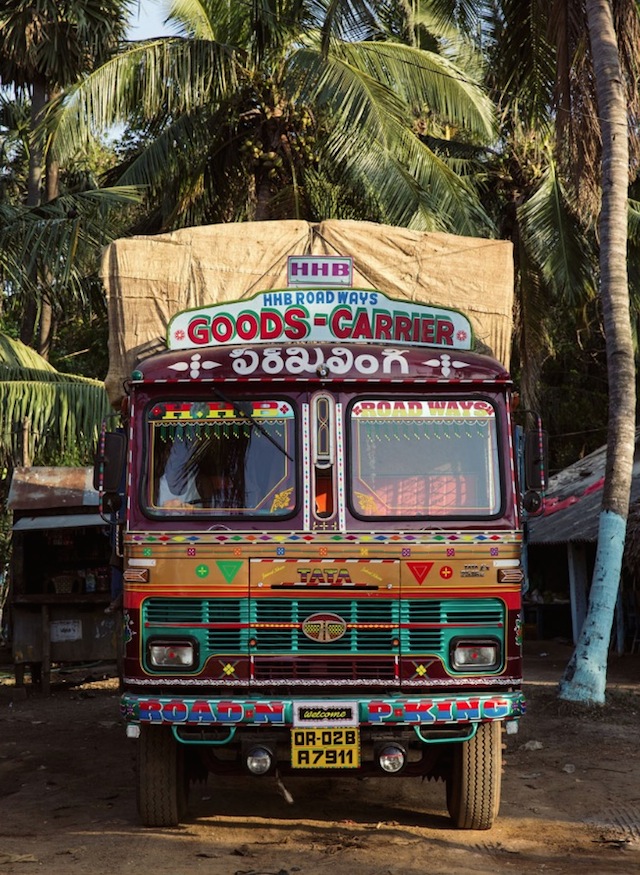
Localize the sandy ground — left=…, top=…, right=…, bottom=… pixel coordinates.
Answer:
left=1, top=640, right=639, bottom=875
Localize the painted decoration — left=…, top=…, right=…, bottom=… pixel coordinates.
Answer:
left=167, top=288, right=473, bottom=352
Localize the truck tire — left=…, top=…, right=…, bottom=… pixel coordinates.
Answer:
left=137, top=725, right=188, bottom=827
left=446, top=721, right=501, bottom=830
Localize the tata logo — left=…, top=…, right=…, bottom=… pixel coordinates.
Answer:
left=301, top=612, right=347, bottom=643
left=298, top=567, right=353, bottom=585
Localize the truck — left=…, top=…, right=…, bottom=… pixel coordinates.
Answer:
left=96, top=220, right=545, bottom=831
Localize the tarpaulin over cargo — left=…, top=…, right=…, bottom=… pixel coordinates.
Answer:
left=101, top=219, right=514, bottom=406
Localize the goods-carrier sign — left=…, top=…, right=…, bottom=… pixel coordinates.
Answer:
left=167, top=288, right=473, bottom=352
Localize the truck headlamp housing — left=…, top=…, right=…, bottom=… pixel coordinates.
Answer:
left=450, top=639, right=500, bottom=672
left=148, top=639, right=197, bottom=670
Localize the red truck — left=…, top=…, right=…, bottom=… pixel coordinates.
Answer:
left=97, top=247, right=544, bottom=830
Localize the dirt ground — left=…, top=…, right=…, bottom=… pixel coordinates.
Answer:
left=1, top=640, right=639, bottom=875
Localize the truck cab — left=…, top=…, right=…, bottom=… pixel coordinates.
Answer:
left=98, top=283, right=543, bottom=830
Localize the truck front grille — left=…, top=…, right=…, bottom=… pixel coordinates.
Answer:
left=141, top=596, right=504, bottom=682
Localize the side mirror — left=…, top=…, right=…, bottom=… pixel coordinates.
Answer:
left=94, top=431, right=127, bottom=493
left=522, top=489, right=542, bottom=514
left=521, top=419, right=547, bottom=516
left=524, top=428, right=548, bottom=492
left=103, top=492, right=123, bottom=514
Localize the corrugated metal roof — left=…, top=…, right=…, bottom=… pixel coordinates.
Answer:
left=13, top=513, right=105, bottom=531
left=7, top=467, right=98, bottom=512
left=528, top=436, right=640, bottom=545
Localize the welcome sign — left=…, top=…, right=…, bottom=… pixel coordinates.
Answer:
left=167, top=288, right=473, bottom=352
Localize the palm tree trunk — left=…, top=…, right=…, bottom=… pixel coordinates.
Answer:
left=21, top=75, right=47, bottom=347
left=38, top=125, right=61, bottom=360
left=38, top=293, right=54, bottom=360
left=254, top=177, right=272, bottom=220
left=26, top=78, right=46, bottom=208
left=558, top=0, right=635, bottom=704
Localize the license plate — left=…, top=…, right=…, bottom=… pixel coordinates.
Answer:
left=291, top=727, right=361, bottom=769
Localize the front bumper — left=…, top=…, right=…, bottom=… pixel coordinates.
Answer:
left=121, top=690, right=525, bottom=727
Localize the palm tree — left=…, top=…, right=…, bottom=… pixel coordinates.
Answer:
left=0, top=0, right=134, bottom=355
left=0, top=186, right=141, bottom=309
left=557, top=0, right=636, bottom=705
left=52, top=0, right=497, bottom=235
left=0, top=88, right=141, bottom=349
left=469, top=2, right=593, bottom=413
left=0, top=333, right=111, bottom=467
left=467, top=0, right=639, bottom=703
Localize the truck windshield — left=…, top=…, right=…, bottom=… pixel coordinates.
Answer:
left=145, top=399, right=296, bottom=517
left=349, top=398, right=501, bottom=518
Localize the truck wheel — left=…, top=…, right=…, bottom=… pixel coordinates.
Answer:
left=137, top=725, right=188, bottom=827
left=446, top=721, right=501, bottom=830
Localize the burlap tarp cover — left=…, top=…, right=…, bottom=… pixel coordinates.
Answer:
left=101, top=219, right=514, bottom=406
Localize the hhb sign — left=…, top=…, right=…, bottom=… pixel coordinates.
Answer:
left=287, top=256, right=353, bottom=287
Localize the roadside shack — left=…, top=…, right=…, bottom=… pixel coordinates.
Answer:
left=8, top=467, right=117, bottom=692
left=527, top=434, right=640, bottom=652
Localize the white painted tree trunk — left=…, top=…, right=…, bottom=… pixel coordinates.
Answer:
left=558, top=0, right=636, bottom=704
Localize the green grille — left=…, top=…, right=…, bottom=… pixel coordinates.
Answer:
left=251, top=598, right=397, bottom=653
left=142, top=596, right=505, bottom=661
left=400, top=598, right=504, bottom=652
left=143, top=598, right=249, bottom=651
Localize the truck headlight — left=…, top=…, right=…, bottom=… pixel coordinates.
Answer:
left=451, top=639, right=500, bottom=672
left=148, top=640, right=196, bottom=669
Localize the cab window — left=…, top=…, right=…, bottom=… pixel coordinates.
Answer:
left=144, top=399, right=296, bottom=518
left=349, top=398, right=501, bottom=518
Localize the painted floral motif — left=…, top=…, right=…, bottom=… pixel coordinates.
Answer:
left=422, top=353, right=469, bottom=378
left=168, top=353, right=221, bottom=379
left=270, top=487, right=294, bottom=512
left=514, top=614, right=523, bottom=647
left=123, top=611, right=135, bottom=645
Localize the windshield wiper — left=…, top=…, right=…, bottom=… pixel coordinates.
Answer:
left=211, top=387, right=293, bottom=461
